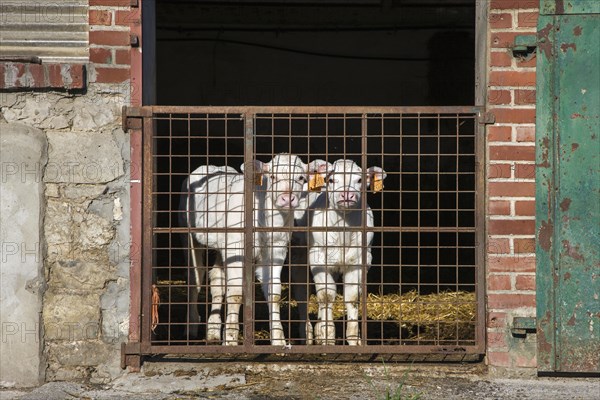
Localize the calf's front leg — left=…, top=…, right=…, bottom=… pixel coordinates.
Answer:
left=310, top=263, right=337, bottom=345
left=344, top=266, right=362, bottom=345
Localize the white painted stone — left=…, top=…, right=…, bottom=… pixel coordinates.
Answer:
left=0, top=123, right=47, bottom=387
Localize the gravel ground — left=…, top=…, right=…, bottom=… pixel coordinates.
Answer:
left=2, top=362, right=599, bottom=399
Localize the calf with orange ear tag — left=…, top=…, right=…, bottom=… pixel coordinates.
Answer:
left=307, top=159, right=387, bottom=345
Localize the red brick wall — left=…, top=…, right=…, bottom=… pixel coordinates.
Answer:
left=88, top=0, right=133, bottom=84
left=486, top=0, right=539, bottom=369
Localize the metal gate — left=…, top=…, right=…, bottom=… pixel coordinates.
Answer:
left=123, top=106, right=485, bottom=363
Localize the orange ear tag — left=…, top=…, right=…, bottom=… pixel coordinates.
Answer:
left=309, top=174, right=325, bottom=191
left=255, top=173, right=263, bottom=185
left=372, top=177, right=384, bottom=193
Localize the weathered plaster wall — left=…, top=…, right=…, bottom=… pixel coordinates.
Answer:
left=0, top=83, right=131, bottom=383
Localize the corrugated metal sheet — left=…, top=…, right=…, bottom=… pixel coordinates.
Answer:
left=0, top=0, right=88, bottom=63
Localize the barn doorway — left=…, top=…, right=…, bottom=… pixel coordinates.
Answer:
left=156, top=1, right=475, bottom=107
left=138, top=0, right=485, bottom=357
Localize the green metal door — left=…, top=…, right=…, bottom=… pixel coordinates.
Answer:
left=536, top=0, right=600, bottom=373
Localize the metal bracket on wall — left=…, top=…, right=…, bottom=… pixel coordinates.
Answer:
left=512, top=35, right=537, bottom=61
left=122, top=106, right=150, bottom=131
left=130, top=0, right=139, bottom=7
left=121, top=342, right=142, bottom=370
left=477, top=111, right=496, bottom=125
left=511, top=317, right=537, bottom=337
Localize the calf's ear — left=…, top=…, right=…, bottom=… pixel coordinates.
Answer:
left=307, top=159, right=333, bottom=191
left=240, top=160, right=270, bottom=185
left=240, top=160, right=270, bottom=174
left=367, top=166, right=387, bottom=191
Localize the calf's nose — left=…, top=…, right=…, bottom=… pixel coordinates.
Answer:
left=340, top=191, right=356, bottom=202
left=278, top=192, right=297, bottom=208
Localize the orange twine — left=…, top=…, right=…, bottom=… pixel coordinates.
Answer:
left=151, top=284, right=160, bottom=333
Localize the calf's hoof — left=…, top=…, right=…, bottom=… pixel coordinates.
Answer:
left=314, top=321, right=336, bottom=345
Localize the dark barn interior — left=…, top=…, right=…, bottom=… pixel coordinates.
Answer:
left=152, top=0, right=479, bottom=346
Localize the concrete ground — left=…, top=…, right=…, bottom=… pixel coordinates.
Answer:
left=2, top=361, right=599, bottom=399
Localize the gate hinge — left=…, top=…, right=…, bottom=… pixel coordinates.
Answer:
left=122, top=106, right=151, bottom=131
left=511, top=316, right=537, bottom=337
left=477, top=111, right=496, bottom=125
left=121, top=342, right=142, bottom=370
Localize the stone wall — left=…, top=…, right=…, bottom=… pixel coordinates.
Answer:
left=0, top=83, right=130, bottom=384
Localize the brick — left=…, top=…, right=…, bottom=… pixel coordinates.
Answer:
left=12, top=63, right=26, bottom=88
left=515, top=164, right=535, bottom=179
left=28, top=64, right=46, bottom=87
left=487, top=332, right=508, bottom=349
left=116, top=10, right=140, bottom=26
left=489, top=238, right=510, bottom=254
left=94, top=67, right=130, bottom=83
left=515, top=89, right=536, bottom=104
left=488, top=219, right=535, bottom=235
left=514, top=238, right=535, bottom=254
left=489, top=163, right=512, bottom=179
left=489, top=90, right=512, bottom=105
left=0, top=63, right=84, bottom=90
left=490, top=0, right=539, bottom=10
left=89, top=0, right=130, bottom=5
left=518, top=11, right=539, bottom=28
left=488, top=293, right=536, bottom=309
left=490, top=13, right=512, bottom=29
left=489, top=275, right=512, bottom=291
left=490, top=145, right=535, bottom=161
left=488, top=126, right=512, bottom=142
left=115, top=49, right=131, bottom=65
left=68, top=64, right=85, bottom=89
left=491, top=108, right=536, bottom=124
left=516, top=126, right=535, bottom=142
left=491, top=32, right=519, bottom=49
left=489, top=71, right=536, bottom=87
left=487, top=351, right=511, bottom=367
left=515, top=200, right=535, bottom=215
left=489, top=182, right=535, bottom=197
left=47, top=64, right=62, bottom=87
left=489, top=256, right=536, bottom=272
left=89, top=30, right=130, bottom=46
left=89, top=10, right=112, bottom=26
left=90, top=48, right=113, bottom=64
left=489, top=200, right=511, bottom=216
left=490, top=51, right=513, bottom=67
left=487, top=312, right=507, bottom=328
left=515, top=275, right=536, bottom=290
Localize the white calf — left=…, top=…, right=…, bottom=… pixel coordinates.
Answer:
left=180, top=154, right=316, bottom=346
left=307, top=159, right=386, bottom=345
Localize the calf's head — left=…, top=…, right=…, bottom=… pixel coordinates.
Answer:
left=242, top=154, right=310, bottom=209
left=326, top=159, right=387, bottom=210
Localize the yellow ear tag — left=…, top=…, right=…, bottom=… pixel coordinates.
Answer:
left=255, top=173, right=263, bottom=186
left=309, top=174, right=325, bottom=191
left=372, top=177, right=384, bottom=193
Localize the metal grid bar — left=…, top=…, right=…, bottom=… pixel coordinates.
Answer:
left=138, top=106, right=484, bottom=356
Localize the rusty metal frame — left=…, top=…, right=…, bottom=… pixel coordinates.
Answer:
left=124, top=105, right=486, bottom=360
